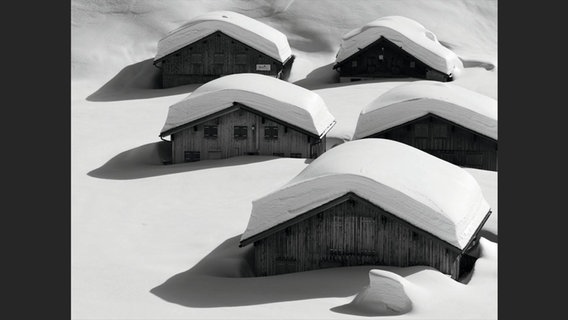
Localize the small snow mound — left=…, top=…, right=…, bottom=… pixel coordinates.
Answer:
left=350, top=269, right=412, bottom=314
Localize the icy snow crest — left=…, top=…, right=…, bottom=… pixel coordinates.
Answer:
left=160, top=73, right=335, bottom=137
left=241, top=139, right=490, bottom=249
left=350, top=269, right=413, bottom=314
left=353, top=81, right=497, bottom=140
left=335, top=16, right=463, bottom=76
left=154, top=10, right=292, bottom=63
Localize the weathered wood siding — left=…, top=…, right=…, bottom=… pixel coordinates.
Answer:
left=157, top=31, right=285, bottom=87
left=253, top=194, right=479, bottom=280
left=366, top=114, right=498, bottom=170
left=171, top=107, right=325, bottom=162
left=336, top=37, right=451, bottom=82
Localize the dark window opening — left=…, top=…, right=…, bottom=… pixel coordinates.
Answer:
left=234, top=126, right=248, bottom=139
left=433, top=124, right=448, bottom=138
left=190, top=53, right=202, bottom=63
left=352, top=60, right=358, bottom=67
left=264, top=126, right=278, bottom=140
left=184, top=151, right=200, bottom=162
left=273, top=152, right=285, bottom=157
left=204, top=125, right=218, bottom=138
left=235, top=54, right=247, bottom=65
left=290, top=153, right=302, bottom=158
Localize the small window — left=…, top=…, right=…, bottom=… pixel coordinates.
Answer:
left=190, top=53, right=202, bottom=63
left=264, top=126, right=278, bottom=140
left=290, top=153, right=302, bottom=158
left=234, top=126, right=248, bottom=139
left=213, top=53, right=225, bottom=64
left=273, top=152, right=285, bottom=157
left=204, top=125, right=218, bottom=138
left=351, top=60, right=358, bottom=67
left=235, top=54, right=247, bottom=65
left=410, top=61, right=416, bottom=68
left=184, top=151, right=200, bottom=162
left=378, top=54, right=384, bottom=60
left=414, top=123, right=429, bottom=138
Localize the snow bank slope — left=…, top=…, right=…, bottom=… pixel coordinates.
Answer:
left=335, top=16, right=463, bottom=76
left=242, top=139, right=490, bottom=249
left=354, top=80, right=498, bottom=140
left=155, top=10, right=292, bottom=63
left=160, top=73, right=335, bottom=137
left=350, top=270, right=413, bottom=314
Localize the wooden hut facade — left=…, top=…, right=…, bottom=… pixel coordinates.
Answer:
left=333, top=36, right=450, bottom=82
left=163, top=103, right=327, bottom=162
left=334, top=16, right=462, bottom=83
left=159, top=73, right=336, bottom=163
left=154, top=11, right=294, bottom=88
left=242, top=192, right=489, bottom=280
left=364, top=113, right=497, bottom=170
left=239, top=139, right=493, bottom=281
left=354, top=81, right=498, bottom=171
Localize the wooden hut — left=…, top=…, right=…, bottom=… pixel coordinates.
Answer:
left=153, top=11, right=294, bottom=88
left=333, top=16, right=462, bottom=83
left=239, top=139, right=492, bottom=281
left=353, top=81, right=498, bottom=171
left=159, top=73, right=336, bottom=163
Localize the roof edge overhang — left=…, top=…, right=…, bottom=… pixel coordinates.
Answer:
left=159, top=102, right=330, bottom=139
left=239, top=191, right=489, bottom=252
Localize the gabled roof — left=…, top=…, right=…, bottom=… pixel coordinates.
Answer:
left=240, top=139, right=491, bottom=250
left=159, top=73, right=336, bottom=138
left=154, top=11, right=292, bottom=63
left=335, top=16, right=463, bottom=76
left=353, top=81, right=498, bottom=140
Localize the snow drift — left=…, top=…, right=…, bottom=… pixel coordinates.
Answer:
left=353, top=80, right=498, bottom=140
left=349, top=269, right=413, bottom=314
left=154, top=10, right=292, bottom=63
left=160, top=73, right=336, bottom=137
left=335, top=16, right=463, bottom=77
left=241, top=139, right=491, bottom=249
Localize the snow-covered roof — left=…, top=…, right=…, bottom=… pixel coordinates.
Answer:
left=160, top=73, right=336, bottom=137
left=335, top=16, right=463, bottom=76
left=154, top=11, right=292, bottom=63
left=241, top=139, right=491, bottom=250
left=353, top=81, right=497, bottom=140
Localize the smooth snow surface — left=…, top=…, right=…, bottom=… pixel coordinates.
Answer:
left=354, top=80, right=498, bottom=140
left=242, top=139, right=490, bottom=249
left=155, top=10, right=292, bottom=63
left=335, top=16, right=463, bottom=76
left=160, top=73, right=336, bottom=137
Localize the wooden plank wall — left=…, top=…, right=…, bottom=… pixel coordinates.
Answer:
left=336, top=37, right=450, bottom=81
left=254, top=196, right=469, bottom=279
left=171, top=108, right=322, bottom=162
left=159, top=31, right=283, bottom=87
left=370, top=115, right=498, bottom=170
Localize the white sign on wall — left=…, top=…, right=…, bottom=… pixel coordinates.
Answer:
left=256, top=64, right=271, bottom=71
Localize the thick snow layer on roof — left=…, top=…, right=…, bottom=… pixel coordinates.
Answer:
left=160, top=73, right=336, bottom=137
left=241, top=139, right=490, bottom=249
left=335, top=16, right=463, bottom=76
left=353, top=81, right=497, bottom=140
left=154, top=11, right=292, bottom=63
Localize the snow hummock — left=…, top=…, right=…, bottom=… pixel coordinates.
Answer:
left=353, top=80, right=498, bottom=140
left=159, top=73, right=336, bottom=137
left=241, top=139, right=490, bottom=249
left=350, top=270, right=413, bottom=314
left=335, top=16, right=463, bottom=76
left=154, top=10, right=292, bottom=63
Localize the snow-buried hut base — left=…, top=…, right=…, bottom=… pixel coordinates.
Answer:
left=333, top=269, right=412, bottom=316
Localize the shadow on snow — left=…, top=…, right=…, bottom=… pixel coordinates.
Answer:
left=87, top=141, right=310, bottom=180
left=86, top=58, right=200, bottom=102
left=150, top=234, right=428, bottom=308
